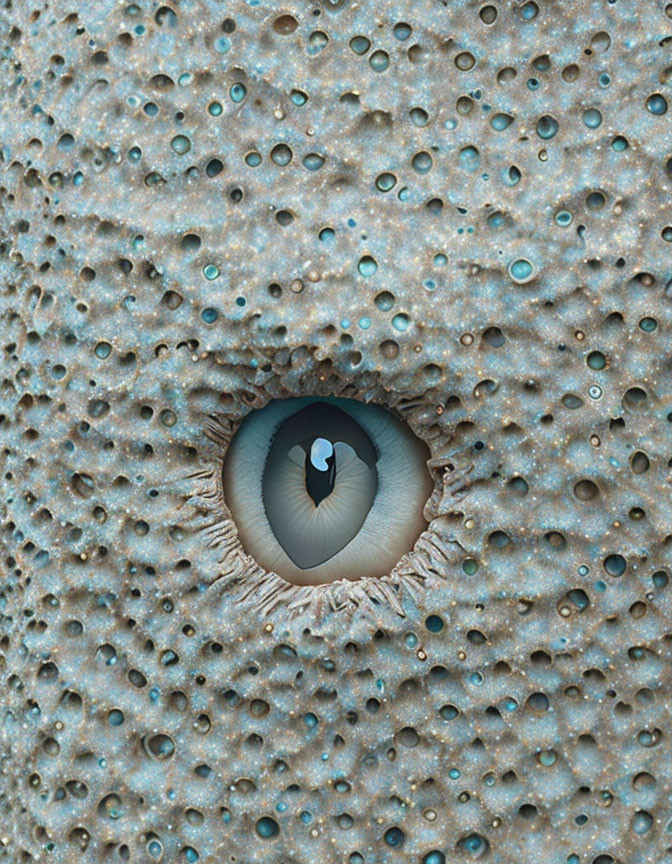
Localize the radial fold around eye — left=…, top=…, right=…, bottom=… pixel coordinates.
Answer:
left=222, top=397, right=433, bottom=586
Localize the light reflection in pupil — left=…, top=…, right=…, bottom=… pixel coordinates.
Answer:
left=305, top=437, right=336, bottom=507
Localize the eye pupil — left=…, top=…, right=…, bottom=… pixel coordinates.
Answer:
left=263, top=403, right=378, bottom=569
left=306, top=437, right=336, bottom=507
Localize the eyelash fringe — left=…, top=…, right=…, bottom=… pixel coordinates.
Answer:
left=184, top=411, right=471, bottom=621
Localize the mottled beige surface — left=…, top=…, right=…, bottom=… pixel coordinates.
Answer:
left=1, top=1, right=671, bottom=862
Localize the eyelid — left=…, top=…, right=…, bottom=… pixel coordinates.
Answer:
left=222, top=397, right=433, bottom=587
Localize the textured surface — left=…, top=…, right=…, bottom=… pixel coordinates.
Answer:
left=1, top=1, right=672, bottom=862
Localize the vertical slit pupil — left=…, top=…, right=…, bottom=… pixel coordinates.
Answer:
left=262, top=402, right=379, bottom=569
left=305, top=437, right=336, bottom=507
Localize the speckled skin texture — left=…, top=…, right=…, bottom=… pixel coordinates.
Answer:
left=1, top=1, right=672, bottom=862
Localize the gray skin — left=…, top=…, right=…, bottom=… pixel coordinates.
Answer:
left=1, top=2, right=671, bottom=863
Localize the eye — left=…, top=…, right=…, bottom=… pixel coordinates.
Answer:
left=222, top=397, right=433, bottom=585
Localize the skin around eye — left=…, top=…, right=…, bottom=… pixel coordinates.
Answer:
left=222, top=397, right=433, bottom=585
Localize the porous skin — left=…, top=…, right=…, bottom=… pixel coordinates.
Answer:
left=1, top=1, right=671, bottom=863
